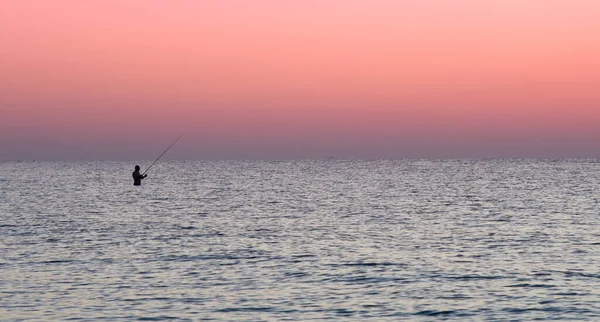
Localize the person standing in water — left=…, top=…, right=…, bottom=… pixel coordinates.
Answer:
left=132, top=165, right=147, bottom=186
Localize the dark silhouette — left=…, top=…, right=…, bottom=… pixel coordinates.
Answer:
left=132, top=165, right=147, bottom=186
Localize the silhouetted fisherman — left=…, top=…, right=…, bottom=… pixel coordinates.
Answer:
left=132, top=165, right=147, bottom=186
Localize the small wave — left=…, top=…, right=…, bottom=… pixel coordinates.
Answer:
left=333, top=262, right=406, bottom=267
left=502, top=307, right=589, bottom=314
left=447, top=275, right=504, bottom=281
left=291, top=254, right=316, bottom=259
left=436, top=295, right=474, bottom=300
left=284, top=271, right=309, bottom=278
left=505, top=283, right=556, bottom=288
left=156, top=254, right=266, bottom=262
left=189, top=232, right=225, bottom=237
left=414, top=310, right=456, bottom=316
left=136, top=316, right=179, bottom=321
left=321, top=275, right=407, bottom=284
left=217, top=307, right=275, bottom=313
left=561, top=271, right=600, bottom=279
left=551, top=292, right=587, bottom=296
left=38, top=259, right=74, bottom=264
left=175, top=225, right=195, bottom=230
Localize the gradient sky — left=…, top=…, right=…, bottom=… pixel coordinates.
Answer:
left=1, top=0, right=599, bottom=160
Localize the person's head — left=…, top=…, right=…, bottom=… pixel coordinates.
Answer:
left=135, top=165, right=140, bottom=171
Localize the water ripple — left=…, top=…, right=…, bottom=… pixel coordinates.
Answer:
left=1, top=160, right=600, bottom=321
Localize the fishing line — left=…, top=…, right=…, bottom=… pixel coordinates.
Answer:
left=143, top=134, right=184, bottom=176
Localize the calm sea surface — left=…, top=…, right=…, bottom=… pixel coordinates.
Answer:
left=1, top=160, right=600, bottom=321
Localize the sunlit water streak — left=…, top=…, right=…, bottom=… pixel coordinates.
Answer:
left=1, top=160, right=600, bottom=321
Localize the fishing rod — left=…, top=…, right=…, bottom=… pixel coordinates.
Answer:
left=143, top=134, right=184, bottom=176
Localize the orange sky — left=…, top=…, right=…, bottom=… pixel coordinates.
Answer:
left=1, top=0, right=599, bottom=159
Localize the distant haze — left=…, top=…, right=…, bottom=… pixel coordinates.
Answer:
left=1, top=1, right=599, bottom=160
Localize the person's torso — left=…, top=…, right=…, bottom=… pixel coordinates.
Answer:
left=133, top=171, right=142, bottom=185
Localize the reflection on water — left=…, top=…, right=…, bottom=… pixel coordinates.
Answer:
left=1, top=160, right=600, bottom=320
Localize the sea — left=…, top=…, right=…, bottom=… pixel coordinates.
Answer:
left=1, top=160, right=599, bottom=321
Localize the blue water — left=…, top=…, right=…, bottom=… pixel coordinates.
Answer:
left=1, top=160, right=600, bottom=321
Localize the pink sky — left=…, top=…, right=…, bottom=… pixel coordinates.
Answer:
left=1, top=0, right=599, bottom=160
